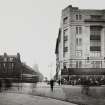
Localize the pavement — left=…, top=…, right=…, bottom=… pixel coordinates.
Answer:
left=2, top=82, right=105, bottom=105
left=32, top=83, right=66, bottom=100
left=62, top=85, right=105, bottom=105
left=30, top=83, right=105, bottom=105
left=0, top=92, right=76, bottom=105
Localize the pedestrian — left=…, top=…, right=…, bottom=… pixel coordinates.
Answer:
left=0, top=79, right=2, bottom=92
left=81, top=78, right=90, bottom=95
left=58, top=80, right=61, bottom=86
left=50, top=79, right=54, bottom=92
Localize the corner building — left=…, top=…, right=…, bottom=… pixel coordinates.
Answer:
left=55, top=5, right=105, bottom=84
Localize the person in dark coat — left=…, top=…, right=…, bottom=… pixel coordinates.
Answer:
left=50, top=79, right=54, bottom=92
left=81, top=78, right=90, bottom=95
left=58, top=80, right=61, bottom=86
left=0, top=80, right=2, bottom=92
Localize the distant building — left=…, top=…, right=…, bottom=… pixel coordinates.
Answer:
left=0, top=53, right=38, bottom=82
left=55, top=5, right=105, bottom=83
left=0, top=53, right=21, bottom=78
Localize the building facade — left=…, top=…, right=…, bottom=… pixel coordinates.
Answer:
left=0, top=53, right=38, bottom=83
left=55, top=5, right=105, bottom=84
left=0, top=53, right=21, bottom=78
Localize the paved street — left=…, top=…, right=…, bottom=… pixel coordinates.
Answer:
left=2, top=82, right=105, bottom=105
left=0, top=92, right=76, bottom=105
left=0, top=82, right=77, bottom=105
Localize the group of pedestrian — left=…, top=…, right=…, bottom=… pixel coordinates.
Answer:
left=0, top=79, right=12, bottom=92
left=49, top=79, right=61, bottom=92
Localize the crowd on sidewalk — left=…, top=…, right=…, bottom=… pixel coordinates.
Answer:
left=61, top=75, right=105, bottom=86
left=0, top=78, right=12, bottom=92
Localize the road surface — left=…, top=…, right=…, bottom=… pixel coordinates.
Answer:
left=0, top=92, right=77, bottom=105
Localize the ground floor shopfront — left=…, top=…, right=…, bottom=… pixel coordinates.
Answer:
left=61, top=68, right=105, bottom=85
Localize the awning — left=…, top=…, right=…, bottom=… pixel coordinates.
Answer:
left=61, top=68, right=105, bottom=75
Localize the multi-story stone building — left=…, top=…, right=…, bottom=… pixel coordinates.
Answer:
left=55, top=5, right=105, bottom=84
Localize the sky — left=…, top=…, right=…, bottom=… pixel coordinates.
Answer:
left=0, top=0, right=105, bottom=79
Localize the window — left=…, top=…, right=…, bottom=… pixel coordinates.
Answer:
left=63, top=46, right=68, bottom=57
left=90, top=51, right=101, bottom=57
left=64, top=39, right=68, bottom=46
left=64, top=47, right=68, bottom=52
left=63, top=62, right=67, bottom=69
left=79, top=61, right=82, bottom=68
left=76, top=15, right=78, bottom=20
left=64, top=29, right=68, bottom=41
left=79, top=27, right=82, bottom=34
left=92, top=61, right=101, bottom=68
left=79, top=15, right=82, bottom=20
left=76, top=26, right=82, bottom=34
left=63, top=17, right=68, bottom=24
left=76, top=38, right=78, bottom=45
left=64, top=36, right=68, bottom=41
left=69, top=60, right=73, bottom=68
left=76, top=27, right=78, bottom=34
left=76, top=14, right=82, bottom=20
left=64, top=29, right=68, bottom=36
left=9, top=57, right=13, bottom=61
left=76, top=61, right=82, bottom=68
left=63, top=29, right=68, bottom=57
left=8, top=63, right=12, bottom=69
left=4, top=57, right=7, bottom=62
left=90, top=26, right=102, bottom=36
left=90, top=26, right=101, bottom=52
left=90, top=46, right=101, bottom=51
left=79, top=38, right=82, bottom=45
left=90, top=40, right=101, bottom=47
left=3, top=63, right=5, bottom=68
left=76, top=38, right=82, bottom=46
left=63, top=52, right=68, bottom=58
left=90, top=35, right=100, bottom=40
left=76, top=61, right=78, bottom=68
